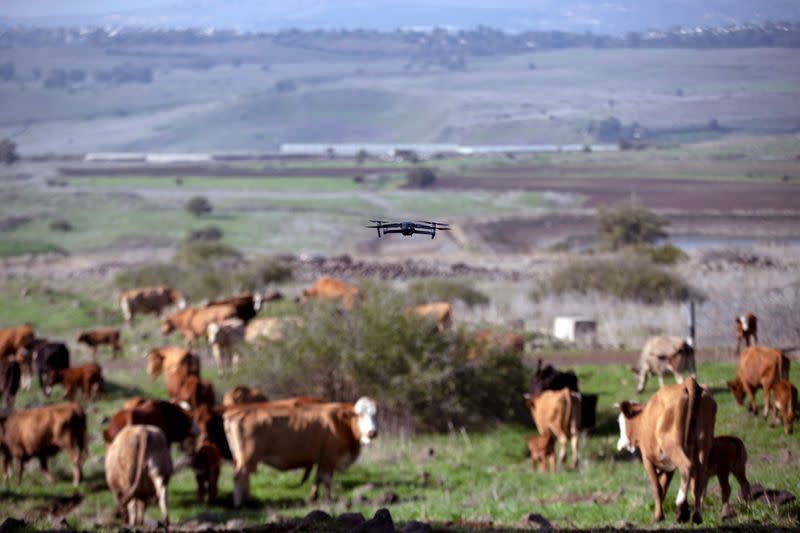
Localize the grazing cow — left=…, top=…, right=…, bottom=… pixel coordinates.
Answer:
left=205, top=293, right=263, bottom=324
left=192, top=437, right=221, bottom=504
left=0, top=325, right=34, bottom=359
left=224, top=396, right=377, bottom=507
left=726, top=346, right=789, bottom=417
left=174, top=375, right=216, bottom=410
left=0, top=402, right=87, bottom=486
left=146, top=347, right=200, bottom=400
left=467, top=331, right=524, bottom=361
left=528, top=359, right=579, bottom=396
left=771, top=379, right=797, bottom=434
left=708, top=436, right=751, bottom=520
left=48, top=364, right=103, bottom=401
left=105, top=425, right=172, bottom=526
left=527, top=430, right=556, bottom=473
left=30, top=340, right=69, bottom=395
left=0, top=358, right=21, bottom=408
left=299, top=277, right=360, bottom=310
left=76, top=328, right=122, bottom=360
left=161, top=304, right=238, bottom=346
left=103, top=399, right=198, bottom=449
left=222, top=386, right=268, bottom=406
left=244, top=316, right=303, bottom=343
left=207, top=318, right=245, bottom=374
left=633, top=335, right=696, bottom=393
left=616, top=378, right=716, bottom=524
left=409, top=302, right=452, bottom=332
left=735, top=313, right=758, bottom=353
left=119, top=286, right=186, bottom=324
left=524, top=388, right=582, bottom=469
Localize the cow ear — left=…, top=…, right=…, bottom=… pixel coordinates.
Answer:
left=618, top=401, right=639, bottom=418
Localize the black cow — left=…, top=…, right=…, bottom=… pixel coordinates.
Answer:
left=528, top=359, right=597, bottom=430
left=0, top=358, right=21, bottom=407
left=32, top=341, right=70, bottom=395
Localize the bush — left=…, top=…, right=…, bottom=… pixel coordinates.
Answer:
left=407, top=280, right=490, bottom=308
left=173, top=241, right=241, bottom=268
left=406, top=167, right=437, bottom=188
left=534, top=257, right=701, bottom=305
left=236, top=289, right=527, bottom=432
left=186, top=225, right=223, bottom=242
left=49, top=219, right=73, bottom=232
left=234, top=255, right=293, bottom=290
left=596, top=203, right=669, bottom=250
left=186, top=196, right=212, bottom=217
left=637, top=242, right=687, bottom=265
left=0, top=138, right=19, bottom=165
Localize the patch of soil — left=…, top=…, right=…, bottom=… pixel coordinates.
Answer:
left=0, top=215, right=32, bottom=232
left=30, top=493, right=83, bottom=519
left=533, top=489, right=623, bottom=505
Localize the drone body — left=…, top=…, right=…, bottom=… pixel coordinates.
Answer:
left=367, top=220, right=450, bottom=239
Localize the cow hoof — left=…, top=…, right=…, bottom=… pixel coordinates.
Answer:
left=676, top=502, right=690, bottom=523
left=692, top=511, right=702, bottom=525
left=721, top=505, right=736, bottom=521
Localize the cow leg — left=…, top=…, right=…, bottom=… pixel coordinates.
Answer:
left=233, top=469, right=249, bottom=508
left=15, top=457, right=25, bottom=485
left=126, top=500, right=138, bottom=526
left=64, top=446, right=82, bottom=486
left=674, top=461, right=693, bottom=523
left=690, top=466, right=707, bottom=524
left=151, top=467, right=169, bottom=525
left=90, top=346, right=97, bottom=363
left=569, top=433, right=579, bottom=469
left=733, top=463, right=751, bottom=503
left=636, top=368, right=648, bottom=394
left=643, top=459, right=665, bottom=522
left=38, top=456, right=55, bottom=484
left=658, top=470, right=674, bottom=501
left=657, top=372, right=664, bottom=388
left=209, top=469, right=218, bottom=503
left=717, top=471, right=734, bottom=520
left=761, top=380, right=772, bottom=418
left=556, top=434, right=568, bottom=467
left=547, top=453, right=556, bottom=473
left=741, top=381, right=757, bottom=414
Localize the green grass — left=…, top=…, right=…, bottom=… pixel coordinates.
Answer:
left=0, top=239, right=68, bottom=257
left=67, top=176, right=405, bottom=192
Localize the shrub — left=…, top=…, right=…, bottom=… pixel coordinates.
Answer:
left=534, top=257, right=701, bottom=305
left=406, top=167, right=437, bottom=188
left=407, top=280, right=490, bottom=308
left=49, top=219, right=73, bottom=232
left=596, top=203, right=669, bottom=250
left=186, top=225, right=223, bottom=242
left=173, top=241, right=241, bottom=268
left=637, top=242, right=687, bottom=265
left=234, top=255, right=293, bottom=290
left=186, top=196, right=212, bottom=217
left=0, top=138, right=19, bottom=165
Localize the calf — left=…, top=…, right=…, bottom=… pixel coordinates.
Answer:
left=771, top=379, right=797, bottom=434
left=30, top=340, right=69, bottom=395
left=617, top=378, right=716, bottom=524
left=119, top=286, right=186, bottom=324
left=105, top=425, right=172, bottom=526
left=222, top=386, right=268, bottom=406
left=48, top=364, right=103, bottom=401
left=727, top=345, right=789, bottom=417
left=192, top=437, right=221, bottom=504
left=76, top=328, right=122, bottom=360
left=633, top=335, right=696, bottom=393
left=206, top=319, right=244, bottom=374
left=224, top=397, right=377, bottom=506
left=175, top=375, right=216, bottom=410
left=527, top=430, right=556, bottom=473
left=708, top=435, right=751, bottom=520
left=103, top=399, right=198, bottom=450
left=0, top=402, right=87, bottom=486
left=735, top=313, right=758, bottom=353
left=524, top=388, right=581, bottom=469
left=299, top=277, right=360, bottom=310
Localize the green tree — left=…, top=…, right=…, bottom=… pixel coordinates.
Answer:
left=596, top=203, right=669, bottom=250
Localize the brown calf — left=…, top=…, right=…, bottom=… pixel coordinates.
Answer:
left=77, top=328, right=122, bottom=360
left=771, top=379, right=797, bottom=434
left=524, top=388, right=581, bottom=469
left=192, top=437, right=221, bottom=503
left=48, top=364, right=103, bottom=401
left=727, top=346, right=789, bottom=417
left=174, top=375, right=216, bottom=410
left=707, top=435, right=751, bottom=520
left=527, top=430, right=556, bottom=473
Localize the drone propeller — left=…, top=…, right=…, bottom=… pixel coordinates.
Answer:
left=417, top=220, right=450, bottom=229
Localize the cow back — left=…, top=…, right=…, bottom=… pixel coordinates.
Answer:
left=528, top=360, right=579, bottom=396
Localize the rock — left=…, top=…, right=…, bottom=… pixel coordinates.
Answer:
left=350, top=508, right=395, bottom=533
left=519, top=513, right=553, bottom=530
left=293, top=510, right=332, bottom=531
left=0, top=518, right=28, bottom=533
left=749, top=483, right=796, bottom=505
left=399, top=521, right=432, bottom=533
left=225, top=519, right=247, bottom=530
left=337, top=513, right=366, bottom=528
left=374, top=491, right=400, bottom=505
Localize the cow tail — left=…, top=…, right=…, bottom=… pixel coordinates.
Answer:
left=120, top=430, right=149, bottom=508
left=71, top=410, right=88, bottom=462
left=293, top=466, right=314, bottom=487
left=779, top=352, right=791, bottom=381
left=682, top=377, right=700, bottom=456
left=224, top=414, right=243, bottom=472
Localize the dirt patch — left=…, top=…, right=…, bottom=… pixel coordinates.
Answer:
left=533, top=489, right=623, bottom=505
left=0, top=215, right=32, bottom=232
left=30, top=493, right=83, bottom=519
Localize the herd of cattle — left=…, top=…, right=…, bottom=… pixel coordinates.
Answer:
left=0, top=277, right=797, bottom=527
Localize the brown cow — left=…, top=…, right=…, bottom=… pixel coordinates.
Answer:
left=103, top=399, right=198, bottom=449
left=727, top=346, right=790, bottom=417
left=735, top=313, right=758, bottom=354
left=0, top=402, right=87, bottom=486
left=174, top=375, right=216, bottom=410
left=205, top=293, right=264, bottom=324
left=77, top=328, right=122, bottom=361
left=409, top=302, right=452, bottom=332
left=119, top=286, right=186, bottom=323
left=524, top=388, right=581, bottom=469
left=299, top=277, right=360, bottom=310
left=0, top=359, right=21, bottom=408
left=105, top=425, right=172, bottom=526
left=47, top=364, right=103, bottom=401
left=707, top=435, right=751, bottom=520
left=162, top=304, right=238, bottom=346
left=145, top=347, right=200, bottom=400
left=224, top=396, right=377, bottom=506
left=192, top=437, right=221, bottom=504
left=771, top=379, right=797, bottom=434
left=222, top=386, right=268, bottom=406
left=0, top=325, right=34, bottom=359
left=468, top=330, right=524, bottom=361
left=617, top=378, right=716, bottom=524
left=527, top=430, right=556, bottom=473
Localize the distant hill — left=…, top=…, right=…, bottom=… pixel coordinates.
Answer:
left=3, top=0, right=800, bottom=35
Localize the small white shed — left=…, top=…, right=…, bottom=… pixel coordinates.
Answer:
left=553, top=316, right=597, bottom=348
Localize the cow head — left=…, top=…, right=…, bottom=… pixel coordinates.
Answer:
left=146, top=350, right=165, bottom=379
left=726, top=379, right=745, bottom=405
left=616, top=401, right=642, bottom=452
left=353, top=396, right=378, bottom=444
left=161, top=318, right=175, bottom=335
left=76, top=331, right=88, bottom=344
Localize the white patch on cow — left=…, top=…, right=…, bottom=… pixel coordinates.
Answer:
left=207, top=323, right=220, bottom=343
left=676, top=486, right=686, bottom=506
left=354, top=396, right=378, bottom=445
left=739, top=315, right=749, bottom=332
left=253, top=292, right=263, bottom=311
left=120, top=298, right=132, bottom=321
left=178, top=298, right=187, bottom=309
left=616, top=413, right=634, bottom=452
left=21, top=374, right=31, bottom=390
left=685, top=336, right=694, bottom=348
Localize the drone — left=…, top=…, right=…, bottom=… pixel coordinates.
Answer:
left=366, top=220, right=451, bottom=239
